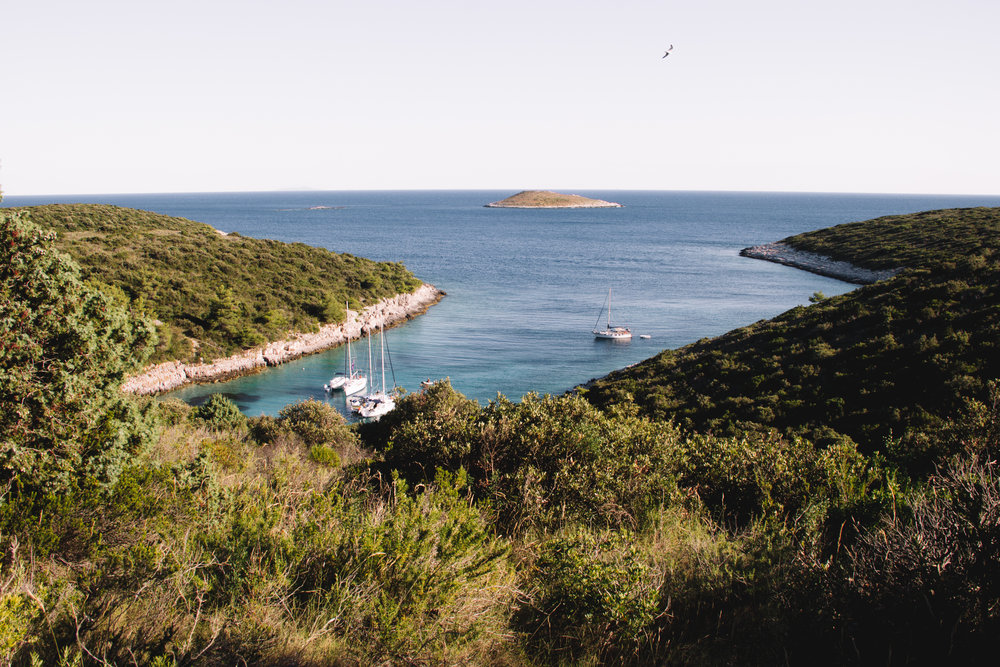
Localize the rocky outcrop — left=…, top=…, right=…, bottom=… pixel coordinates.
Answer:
left=122, top=283, right=444, bottom=395
left=485, top=190, right=622, bottom=208
left=740, top=242, right=899, bottom=285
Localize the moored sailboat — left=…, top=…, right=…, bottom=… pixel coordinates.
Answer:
left=593, top=288, right=632, bottom=340
left=358, top=320, right=396, bottom=420
left=324, top=303, right=367, bottom=394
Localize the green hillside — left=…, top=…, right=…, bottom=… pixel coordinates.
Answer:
left=784, top=206, right=1000, bottom=270
left=583, top=207, right=1000, bottom=471
left=15, top=204, right=423, bottom=363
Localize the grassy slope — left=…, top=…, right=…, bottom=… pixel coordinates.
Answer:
left=17, top=204, right=423, bottom=363
left=584, top=207, right=1000, bottom=463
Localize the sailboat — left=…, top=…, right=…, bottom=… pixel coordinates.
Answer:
left=347, top=327, right=373, bottom=414
left=593, top=288, right=632, bottom=340
left=324, top=304, right=367, bottom=394
left=358, top=320, right=396, bottom=420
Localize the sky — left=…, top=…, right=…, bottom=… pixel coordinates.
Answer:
left=2, top=0, right=999, bottom=196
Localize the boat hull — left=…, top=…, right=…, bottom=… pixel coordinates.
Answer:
left=594, top=328, right=632, bottom=340
left=324, top=374, right=347, bottom=391
left=343, top=375, right=367, bottom=395
left=358, top=393, right=395, bottom=419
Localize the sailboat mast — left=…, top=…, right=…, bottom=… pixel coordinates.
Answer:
left=379, top=320, right=386, bottom=394
left=608, top=288, right=613, bottom=328
left=345, top=301, right=352, bottom=376
left=367, top=324, right=374, bottom=387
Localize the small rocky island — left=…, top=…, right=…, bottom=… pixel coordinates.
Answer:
left=485, top=190, right=623, bottom=208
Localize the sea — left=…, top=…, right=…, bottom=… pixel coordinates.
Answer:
left=6, top=190, right=1000, bottom=417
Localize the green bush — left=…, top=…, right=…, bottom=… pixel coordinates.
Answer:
left=468, top=394, right=681, bottom=532
left=365, top=389, right=682, bottom=533
left=291, top=471, right=513, bottom=664
left=371, top=379, right=479, bottom=477
left=277, top=399, right=357, bottom=448
left=0, top=209, right=156, bottom=493
left=190, top=394, right=246, bottom=431
left=519, top=530, right=659, bottom=661
left=309, top=444, right=341, bottom=467
left=156, top=397, right=192, bottom=426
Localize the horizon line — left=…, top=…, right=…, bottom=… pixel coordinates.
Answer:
left=5, top=186, right=1000, bottom=200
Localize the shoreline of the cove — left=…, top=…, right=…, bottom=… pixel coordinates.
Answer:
left=739, top=242, right=899, bottom=285
left=573, top=244, right=895, bottom=395
left=122, top=283, right=445, bottom=395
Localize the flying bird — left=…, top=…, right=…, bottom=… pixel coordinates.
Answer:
left=662, top=45, right=674, bottom=58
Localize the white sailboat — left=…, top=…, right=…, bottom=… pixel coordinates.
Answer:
left=358, top=320, right=396, bottom=420
left=348, top=325, right=374, bottom=413
left=593, top=288, right=632, bottom=340
left=324, top=304, right=367, bottom=395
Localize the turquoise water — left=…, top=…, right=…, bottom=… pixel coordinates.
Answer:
left=8, top=190, right=1000, bottom=416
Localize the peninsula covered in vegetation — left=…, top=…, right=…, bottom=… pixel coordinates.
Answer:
left=3, top=202, right=1000, bottom=665
left=10, top=204, right=441, bottom=390
left=485, top=190, right=623, bottom=208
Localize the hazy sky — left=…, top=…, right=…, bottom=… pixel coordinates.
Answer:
left=3, top=0, right=999, bottom=196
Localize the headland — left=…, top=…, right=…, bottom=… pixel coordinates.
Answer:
left=740, top=242, right=899, bottom=284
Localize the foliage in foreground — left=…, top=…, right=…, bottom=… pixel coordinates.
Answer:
left=0, top=209, right=156, bottom=493
left=4, top=384, right=999, bottom=665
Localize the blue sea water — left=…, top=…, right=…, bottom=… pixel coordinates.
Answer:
left=7, top=190, right=1000, bottom=416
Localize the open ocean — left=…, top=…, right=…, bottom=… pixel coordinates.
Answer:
left=7, top=190, right=1000, bottom=417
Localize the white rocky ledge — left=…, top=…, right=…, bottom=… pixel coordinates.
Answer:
left=122, top=283, right=444, bottom=395
left=740, top=242, right=899, bottom=285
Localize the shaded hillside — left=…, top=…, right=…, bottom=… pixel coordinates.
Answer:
left=16, top=204, right=423, bottom=363
left=784, top=206, right=1000, bottom=270
left=583, top=207, right=1000, bottom=469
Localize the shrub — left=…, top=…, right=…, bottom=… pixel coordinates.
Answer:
left=309, top=444, right=341, bottom=467
left=372, top=379, right=480, bottom=478
left=518, top=530, right=659, bottom=661
left=291, top=471, right=514, bottom=664
left=190, top=394, right=246, bottom=431
left=156, top=397, right=192, bottom=426
left=842, top=454, right=1000, bottom=663
left=469, top=394, right=681, bottom=532
left=0, top=209, right=156, bottom=493
left=277, top=399, right=357, bottom=449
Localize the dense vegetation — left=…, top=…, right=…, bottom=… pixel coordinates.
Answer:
left=12, top=204, right=423, bottom=363
left=784, top=206, right=1000, bottom=271
left=3, top=203, right=1000, bottom=665
left=585, top=207, right=1000, bottom=474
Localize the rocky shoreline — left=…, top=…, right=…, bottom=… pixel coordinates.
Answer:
left=739, top=242, right=899, bottom=285
left=122, top=283, right=445, bottom=395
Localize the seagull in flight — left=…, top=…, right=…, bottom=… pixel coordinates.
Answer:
left=662, top=44, right=674, bottom=58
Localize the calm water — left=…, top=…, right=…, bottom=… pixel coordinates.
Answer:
left=7, top=190, right=1000, bottom=416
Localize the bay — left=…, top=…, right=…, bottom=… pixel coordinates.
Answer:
left=7, top=190, right=1000, bottom=416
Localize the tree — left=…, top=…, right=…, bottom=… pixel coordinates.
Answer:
left=0, top=209, right=156, bottom=492
left=809, top=291, right=828, bottom=303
